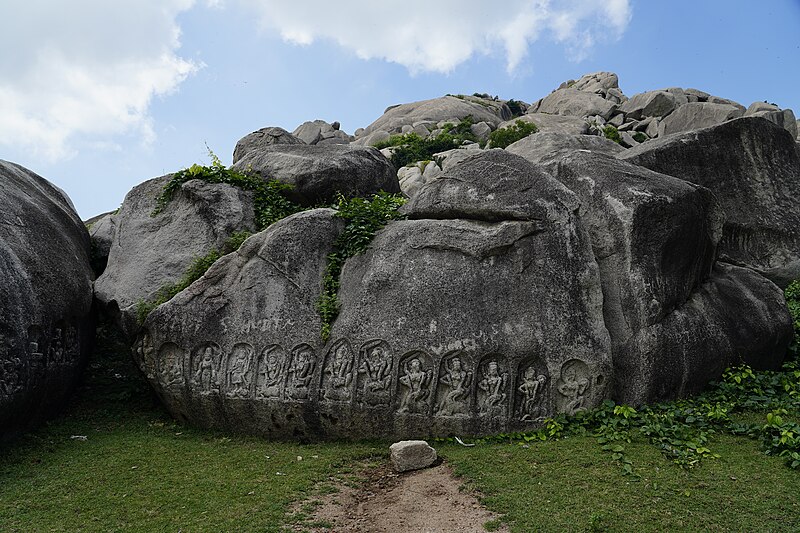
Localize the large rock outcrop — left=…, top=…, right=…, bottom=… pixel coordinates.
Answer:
left=621, top=117, right=800, bottom=287
left=232, top=127, right=304, bottom=164
left=95, top=177, right=257, bottom=336
left=0, top=161, right=94, bottom=441
left=138, top=151, right=614, bottom=438
left=232, top=144, right=400, bottom=206
left=538, top=151, right=790, bottom=403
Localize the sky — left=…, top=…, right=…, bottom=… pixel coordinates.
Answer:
left=1, top=0, right=799, bottom=219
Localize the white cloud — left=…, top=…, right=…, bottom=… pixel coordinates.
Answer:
left=0, top=0, right=200, bottom=161
left=241, top=0, right=631, bottom=74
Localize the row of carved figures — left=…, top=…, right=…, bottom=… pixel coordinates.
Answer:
left=0, top=326, right=79, bottom=398
left=152, top=338, right=597, bottom=420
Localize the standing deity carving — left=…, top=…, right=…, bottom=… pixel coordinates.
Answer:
left=435, top=355, right=472, bottom=417
left=477, top=358, right=508, bottom=417
left=226, top=343, right=254, bottom=398
left=556, top=359, right=590, bottom=415
left=192, top=344, right=220, bottom=393
left=397, top=355, right=433, bottom=415
left=517, top=366, right=547, bottom=421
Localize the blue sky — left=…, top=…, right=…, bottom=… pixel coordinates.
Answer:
left=2, top=0, right=799, bottom=219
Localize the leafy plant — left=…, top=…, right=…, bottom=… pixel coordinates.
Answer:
left=603, top=125, right=623, bottom=145
left=152, top=149, right=303, bottom=231
left=316, top=193, right=407, bottom=340
left=505, top=99, right=525, bottom=118
left=135, top=231, right=252, bottom=324
left=372, top=117, right=478, bottom=169
left=786, top=279, right=800, bottom=362
left=632, top=131, right=648, bottom=143
left=487, top=119, right=538, bottom=149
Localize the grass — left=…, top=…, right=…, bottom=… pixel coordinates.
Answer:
left=442, top=427, right=799, bottom=532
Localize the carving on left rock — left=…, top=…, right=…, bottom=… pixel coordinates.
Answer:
left=191, top=343, right=221, bottom=394
left=396, top=351, right=433, bottom=415
left=321, top=339, right=354, bottom=402
left=226, top=343, right=254, bottom=398
left=256, top=344, right=286, bottom=400
left=286, top=343, right=316, bottom=401
left=356, top=340, right=392, bottom=407
left=477, top=356, right=509, bottom=417
left=556, top=359, right=591, bottom=415
left=26, top=326, right=46, bottom=381
left=0, top=334, right=24, bottom=398
left=48, top=327, right=65, bottom=365
left=157, top=342, right=186, bottom=389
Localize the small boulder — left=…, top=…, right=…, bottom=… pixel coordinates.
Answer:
left=506, top=132, right=624, bottom=166
left=512, top=113, right=589, bottom=135
left=389, top=440, right=438, bottom=472
left=537, top=88, right=618, bottom=120
left=232, top=127, right=304, bottom=164
left=658, top=102, right=744, bottom=136
left=232, top=144, right=400, bottom=206
left=619, top=90, right=681, bottom=120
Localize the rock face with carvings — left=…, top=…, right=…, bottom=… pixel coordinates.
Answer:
left=137, top=151, right=614, bottom=439
left=0, top=161, right=94, bottom=441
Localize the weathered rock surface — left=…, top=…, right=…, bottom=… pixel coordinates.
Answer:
left=95, top=177, right=257, bottom=336
left=0, top=160, right=94, bottom=441
left=294, top=120, right=352, bottom=146
left=139, top=151, right=613, bottom=438
left=744, top=102, right=798, bottom=138
left=508, top=113, right=590, bottom=135
left=232, top=127, right=304, bottom=164
left=232, top=144, right=400, bottom=206
left=88, top=212, right=117, bottom=276
left=389, top=440, right=437, bottom=472
left=138, top=209, right=344, bottom=436
left=621, top=117, right=800, bottom=287
left=359, top=96, right=507, bottom=137
left=536, top=88, right=618, bottom=120
left=506, top=132, right=624, bottom=166
left=619, top=90, right=681, bottom=120
left=657, top=102, right=743, bottom=136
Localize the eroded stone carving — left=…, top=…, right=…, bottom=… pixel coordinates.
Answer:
left=191, top=343, right=221, bottom=394
left=435, top=353, right=472, bottom=417
left=356, top=340, right=392, bottom=406
left=321, top=339, right=354, bottom=402
left=157, top=342, right=185, bottom=389
left=516, top=362, right=548, bottom=421
left=226, top=343, right=254, bottom=398
left=397, top=352, right=433, bottom=415
left=557, top=359, right=590, bottom=415
left=0, top=335, right=24, bottom=398
left=256, top=345, right=286, bottom=400
left=286, top=343, right=316, bottom=400
left=26, top=326, right=46, bottom=382
left=48, top=328, right=65, bottom=365
left=477, top=356, right=509, bottom=417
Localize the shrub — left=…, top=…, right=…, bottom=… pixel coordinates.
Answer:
left=317, top=193, right=407, bottom=340
left=488, top=119, right=538, bottom=149
left=505, top=99, right=525, bottom=118
left=603, top=125, right=622, bottom=145
left=632, top=131, right=648, bottom=143
left=786, top=280, right=800, bottom=362
left=372, top=117, right=478, bottom=169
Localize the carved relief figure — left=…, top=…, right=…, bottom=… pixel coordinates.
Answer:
left=48, top=328, right=64, bottom=365
left=435, top=354, right=472, bottom=417
left=557, top=359, right=590, bottom=415
left=517, top=366, right=547, bottom=421
left=192, top=344, right=220, bottom=393
left=27, top=326, right=46, bottom=380
left=65, top=326, right=79, bottom=361
left=322, top=340, right=354, bottom=402
left=357, top=340, right=392, bottom=406
left=157, top=342, right=185, bottom=389
left=397, top=354, right=433, bottom=415
left=226, top=343, right=254, bottom=398
left=286, top=343, right=316, bottom=400
left=477, top=358, right=508, bottom=417
left=0, top=335, right=24, bottom=397
left=256, top=345, right=285, bottom=399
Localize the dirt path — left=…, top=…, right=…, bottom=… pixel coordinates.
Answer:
left=294, top=461, right=508, bottom=533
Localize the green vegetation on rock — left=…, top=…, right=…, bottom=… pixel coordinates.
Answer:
left=487, top=119, right=538, bottom=149
left=152, top=151, right=303, bottom=231
left=786, top=279, right=800, bottom=362
left=317, top=193, right=407, bottom=340
left=603, top=124, right=623, bottom=145
left=373, top=117, right=478, bottom=169
left=505, top=99, right=525, bottom=118
left=632, top=131, right=648, bottom=143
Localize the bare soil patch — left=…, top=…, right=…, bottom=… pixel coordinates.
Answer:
left=293, top=461, right=508, bottom=532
